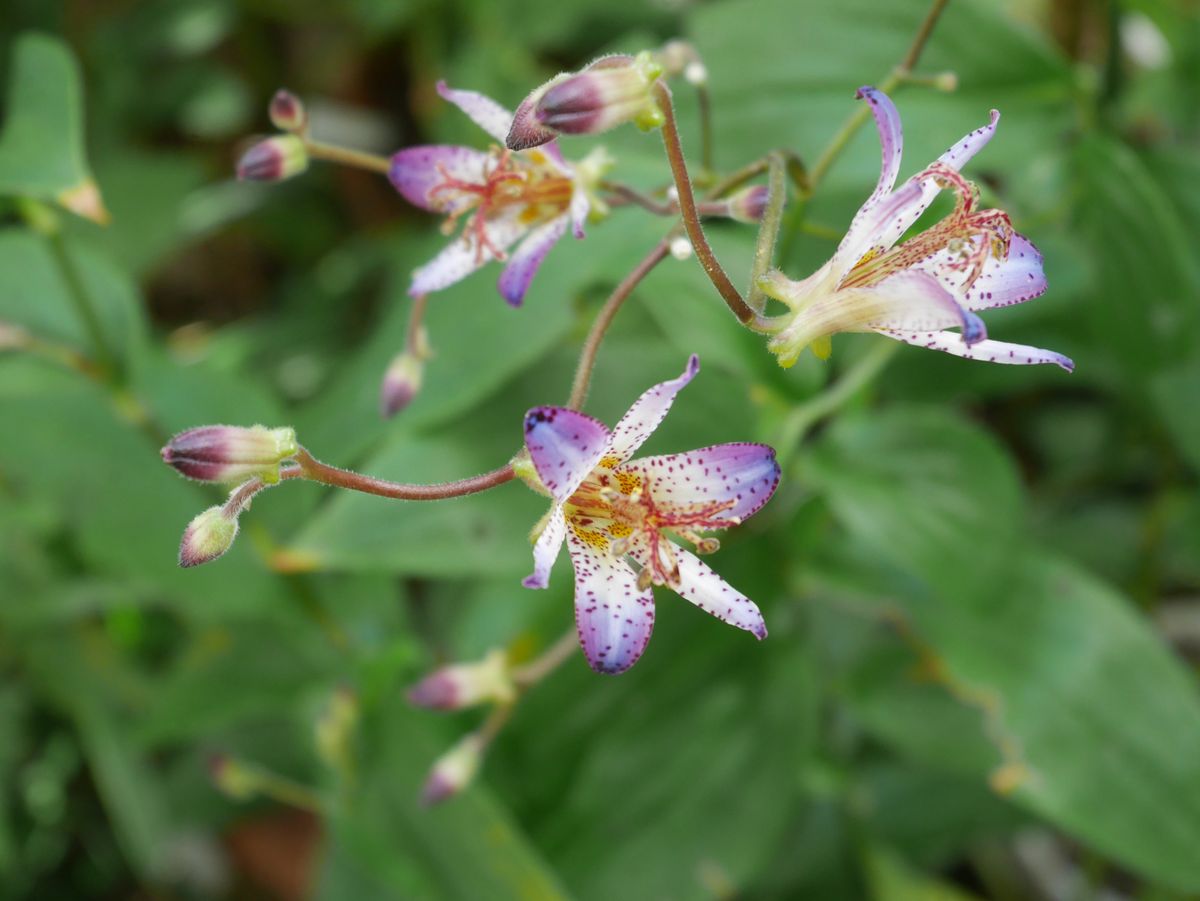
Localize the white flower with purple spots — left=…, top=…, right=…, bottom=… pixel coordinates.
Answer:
left=760, top=86, right=1073, bottom=372
left=389, top=82, right=604, bottom=306
left=518, top=355, right=780, bottom=675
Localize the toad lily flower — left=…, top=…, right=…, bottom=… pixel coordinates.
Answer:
left=517, top=355, right=780, bottom=674
left=389, top=82, right=607, bottom=306
left=760, top=86, right=1073, bottom=372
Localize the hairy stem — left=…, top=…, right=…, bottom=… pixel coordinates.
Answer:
left=567, top=239, right=672, bottom=410
left=295, top=449, right=514, bottom=500
left=652, top=81, right=755, bottom=324
left=303, top=138, right=393, bottom=175
left=746, top=152, right=789, bottom=314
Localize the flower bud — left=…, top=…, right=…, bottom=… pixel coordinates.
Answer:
left=179, top=506, right=239, bottom=568
left=669, top=236, right=692, bottom=260
left=162, top=425, right=298, bottom=484
left=269, top=89, right=307, bottom=132
left=507, top=53, right=663, bottom=151
left=420, top=733, right=484, bottom=807
left=236, top=135, right=309, bottom=182
left=208, top=754, right=259, bottom=800
left=379, top=351, right=424, bottom=419
left=408, top=649, right=516, bottom=711
left=727, top=184, right=770, bottom=224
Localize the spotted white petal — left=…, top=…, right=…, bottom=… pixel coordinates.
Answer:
left=389, top=145, right=490, bottom=214
left=604, top=355, right=700, bottom=465
left=856, top=86, right=904, bottom=205
left=925, top=233, right=1047, bottom=311
left=497, top=214, right=569, bottom=307
left=436, top=81, right=513, bottom=144
left=408, top=214, right=527, bottom=296
left=621, top=443, right=781, bottom=525
left=568, top=529, right=655, bottom=674
left=568, top=181, right=590, bottom=239
left=523, top=505, right=566, bottom=589
left=523, top=407, right=611, bottom=503
left=877, top=328, right=1074, bottom=371
left=670, top=548, right=767, bottom=639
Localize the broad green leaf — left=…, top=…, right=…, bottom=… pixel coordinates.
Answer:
left=865, top=844, right=984, bottom=901
left=0, top=33, right=107, bottom=221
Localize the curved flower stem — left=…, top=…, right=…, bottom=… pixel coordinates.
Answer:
left=405, top=292, right=431, bottom=356
left=652, top=81, right=755, bottom=325
left=222, top=467, right=304, bottom=517
left=303, top=137, right=392, bottom=175
left=567, top=238, right=673, bottom=410
left=512, top=629, right=579, bottom=687
left=808, top=0, right=952, bottom=189
left=746, top=151, right=789, bottom=314
left=775, top=340, right=899, bottom=465
left=294, top=448, right=514, bottom=499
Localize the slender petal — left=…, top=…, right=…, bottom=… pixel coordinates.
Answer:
left=604, top=355, right=701, bottom=465
left=568, top=183, right=590, bottom=239
left=568, top=530, right=655, bottom=674
left=389, top=145, right=490, bottom=213
left=863, top=271, right=987, bottom=343
left=621, top=443, right=781, bottom=524
left=409, top=214, right=527, bottom=296
left=524, top=407, right=611, bottom=503
left=877, top=328, right=1074, bottom=370
left=670, top=548, right=767, bottom=639
left=523, top=505, right=566, bottom=589
left=436, top=81, right=513, bottom=144
left=497, top=214, right=569, bottom=307
left=856, top=86, right=904, bottom=203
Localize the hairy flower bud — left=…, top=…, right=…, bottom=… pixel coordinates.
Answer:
left=727, top=184, right=770, bottom=224
left=379, top=351, right=424, bottom=419
left=269, top=89, right=307, bottom=132
left=407, top=649, right=516, bottom=711
left=236, top=135, right=308, bottom=182
left=162, top=425, right=298, bottom=484
left=507, top=53, right=663, bottom=151
left=420, top=734, right=484, bottom=807
left=179, top=506, right=239, bottom=568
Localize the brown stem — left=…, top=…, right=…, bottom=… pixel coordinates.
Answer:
left=652, top=81, right=755, bottom=325
left=295, top=448, right=514, bottom=500
left=567, top=239, right=672, bottom=410
left=221, top=466, right=303, bottom=516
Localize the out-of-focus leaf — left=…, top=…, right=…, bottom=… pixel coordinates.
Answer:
left=1151, top=358, right=1200, bottom=472
left=806, top=408, right=1200, bottom=890
left=0, top=33, right=107, bottom=221
left=865, top=844, right=984, bottom=901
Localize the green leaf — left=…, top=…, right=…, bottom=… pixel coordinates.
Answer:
left=0, top=33, right=107, bottom=220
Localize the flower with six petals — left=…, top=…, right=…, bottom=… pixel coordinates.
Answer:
left=518, top=355, right=780, bottom=674
left=389, top=82, right=607, bottom=306
left=760, top=86, right=1073, bottom=372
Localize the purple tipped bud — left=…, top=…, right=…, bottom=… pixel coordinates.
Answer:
left=237, top=135, right=308, bottom=182
left=727, top=185, right=770, bottom=224
left=269, top=89, right=307, bottom=132
left=506, top=53, right=664, bottom=151
left=407, top=650, right=515, bottom=711
left=379, top=352, right=424, bottom=419
left=420, top=734, right=484, bottom=807
left=162, top=425, right=298, bottom=484
left=179, top=506, right=239, bottom=568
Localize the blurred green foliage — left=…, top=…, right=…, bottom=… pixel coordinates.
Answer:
left=1, top=0, right=1199, bottom=898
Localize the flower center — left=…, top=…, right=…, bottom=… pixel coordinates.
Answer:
left=839, top=161, right=1013, bottom=292
left=428, top=148, right=574, bottom=263
left=565, top=458, right=736, bottom=589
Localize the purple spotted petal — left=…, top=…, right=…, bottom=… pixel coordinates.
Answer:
left=856, top=86, right=904, bottom=203
left=621, top=443, right=780, bottom=525
left=568, top=530, right=655, bottom=674
left=604, top=355, right=701, bottom=465
left=863, top=270, right=988, bottom=345
left=523, top=406, right=611, bottom=503
left=877, top=328, right=1074, bottom=371
left=389, top=145, right=489, bottom=213
left=497, top=214, right=569, bottom=307
left=671, top=548, right=767, bottom=639
left=523, top=505, right=566, bottom=589
left=409, top=214, right=527, bottom=296
left=958, top=233, right=1047, bottom=311
left=436, top=81, right=513, bottom=144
